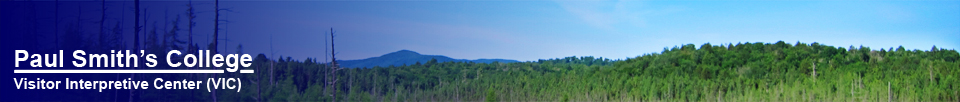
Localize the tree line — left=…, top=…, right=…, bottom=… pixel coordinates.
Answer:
left=212, top=41, right=958, bottom=101
left=8, top=1, right=957, bottom=101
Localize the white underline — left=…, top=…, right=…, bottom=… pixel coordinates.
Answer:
left=239, top=69, right=254, bottom=73
left=14, top=69, right=226, bottom=73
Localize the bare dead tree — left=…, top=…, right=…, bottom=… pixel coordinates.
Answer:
left=99, top=0, right=106, bottom=51
left=222, top=10, right=230, bottom=60
left=812, top=61, right=816, bottom=82
left=187, top=1, right=195, bottom=50
left=210, top=0, right=221, bottom=101
left=116, top=1, right=127, bottom=101
left=185, top=1, right=199, bottom=98
left=321, top=28, right=329, bottom=98
left=250, top=65, right=262, bottom=102
left=131, top=0, right=141, bottom=101
left=327, top=28, right=342, bottom=100
left=140, top=7, right=150, bottom=100
left=212, top=0, right=220, bottom=54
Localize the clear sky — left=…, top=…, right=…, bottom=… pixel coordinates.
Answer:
left=204, top=0, right=959, bottom=61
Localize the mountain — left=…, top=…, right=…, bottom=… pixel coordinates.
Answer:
left=337, top=50, right=519, bottom=68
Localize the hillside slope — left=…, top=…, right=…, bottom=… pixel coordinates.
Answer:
left=337, top=50, right=519, bottom=68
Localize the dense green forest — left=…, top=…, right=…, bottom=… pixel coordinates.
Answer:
left=8, top=1, right=957, bottom=101
left=175, top=41, right=955, bottom=101
left=14, top=1, right=956, bottom=101
left=87, top=39, right=956, bottom=101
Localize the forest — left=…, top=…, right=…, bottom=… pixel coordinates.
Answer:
left=5, top=1, right=958, bottom=101
left=198, top=41, right=957, bottom=101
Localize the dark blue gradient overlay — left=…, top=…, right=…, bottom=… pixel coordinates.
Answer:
left=2, top=1, right=265, bottom=101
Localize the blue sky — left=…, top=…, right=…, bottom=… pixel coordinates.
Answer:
left=184, top=0, right=960, bottom=61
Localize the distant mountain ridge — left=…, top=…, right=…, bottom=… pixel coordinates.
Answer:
left=337, top=50, right=519, bottom=68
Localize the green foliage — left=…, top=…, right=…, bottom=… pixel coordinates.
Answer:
left=129, top=41, right=958, bottom=101
left=486, top=88, right=496, bottom=102
left=561, top=94, right=570, bottom=102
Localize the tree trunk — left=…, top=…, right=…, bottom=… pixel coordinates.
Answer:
left=100, top=0, right=106, bottom=51
left=115, top=1, right=126, bottom=101
left=330, top=28, right=338, bottom=100
left=812, top=61, right=817, bottom=82
left=187, top=1, right=194, bottom=51
left=186, top=2, right=196, bottom=98
left=211, top=0, right=220, bottom=101
left=131, top=0, right=140, bottom=101
left=888, top=82, right=892, bottom=102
